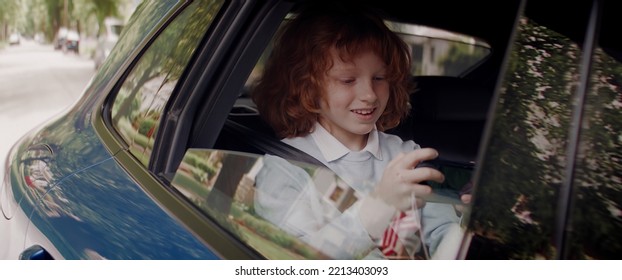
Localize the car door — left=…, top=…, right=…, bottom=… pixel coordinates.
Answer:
left=94, top=0, right=284, bottom=259
left=465, top=0, right=622, bottom=259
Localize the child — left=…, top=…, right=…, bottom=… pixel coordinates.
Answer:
left=251, top=2, right=461, bottom=259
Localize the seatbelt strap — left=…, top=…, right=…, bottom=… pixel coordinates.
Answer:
left=223, top=119, right=325, bottom=167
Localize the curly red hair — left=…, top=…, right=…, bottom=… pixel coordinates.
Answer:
left=251, top=3, right=412, bottom=138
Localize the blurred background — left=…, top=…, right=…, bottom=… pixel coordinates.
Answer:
left=0, top=0, right=140, bottom=163
left=1, top=0, right=139, bottom=49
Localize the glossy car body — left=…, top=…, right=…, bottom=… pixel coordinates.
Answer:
left=1, top=0, right=621, bottom=260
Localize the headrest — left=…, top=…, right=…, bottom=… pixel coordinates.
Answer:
left=411, top=76, right=492, bottom=121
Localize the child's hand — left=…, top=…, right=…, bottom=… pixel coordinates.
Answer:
left=455, top=181, right=473, bottom=213
left=371, top=148, right=444, bottom=211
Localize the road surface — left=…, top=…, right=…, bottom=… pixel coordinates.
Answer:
left=0, top=39, right=95, bottom=164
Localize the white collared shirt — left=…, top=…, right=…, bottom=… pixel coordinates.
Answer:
left=283, top=122, right=413, bottom=192
left=310, top=122, right=382, bottom=162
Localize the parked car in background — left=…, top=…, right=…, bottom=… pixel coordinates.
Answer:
left=63, top=30, right=80, bottom=54
left=1, top=0, right=621, bottom=260
left=94, top=18, right=124, bottom=69
left=53, top=27, right=80, bottom=54
left=53, top=27, right=68, bottom=50
left=8, top=32, right=20, bottom=45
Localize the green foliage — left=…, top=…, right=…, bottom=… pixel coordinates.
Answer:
left=231, top=205, right=324, bottom=259
left=470, top=16, right=622, bottom=259
left=137, top=117, right=155, bottom=136
left=0, top=0, right=20, bottom=24
left=181, top=152, right=218, bottom=183
left=567, top=49, right=622, bottom=259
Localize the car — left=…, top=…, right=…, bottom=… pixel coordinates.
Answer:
left=53, top=28, right=79, bottom=53
left=53, top=27, right=68, bottom=50
left=63, top=30, right=80, bottom=54
left=8, top=32, right=20, bottom=45
left=93, top=18, right=124, bottom=69
left=1, top=0, right=621, bottom=260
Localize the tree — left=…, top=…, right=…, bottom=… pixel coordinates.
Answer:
left=0, top=0, right=20, bottom=40
left=72, top=0, right=124, bottom=36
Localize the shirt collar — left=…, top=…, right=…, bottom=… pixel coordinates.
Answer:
left=310, top=122, right=382, bottom=162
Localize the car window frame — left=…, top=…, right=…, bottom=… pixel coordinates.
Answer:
left=151, top=0, right=294, bottom=176
left=95, top=1, right=191, bottom=155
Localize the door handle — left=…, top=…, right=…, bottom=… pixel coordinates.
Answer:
left=20, top=245, right=54, bottom=260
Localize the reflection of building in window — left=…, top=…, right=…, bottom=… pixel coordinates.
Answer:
left=389, top=23, right=489, bottom=76
left=329, top=186, right=344, bottom=202
left=234, top=157, right=264, bottom=207
left=314, top=169, right=360, bottom=213
left=139, top=75, right=175, bottom=113
left=232, top=156, right=368, bottom=256
left=411, top=45, right=423, bottom=74
left=327, top=184, right=358, bottom=212
left=234, top=158, right=363, bottom=214
left=207, top=150, right=224, bottom=167
left=401, top=35, right=448, bottom=75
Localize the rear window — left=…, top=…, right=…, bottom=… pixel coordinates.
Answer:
left=246, top=18, right=490, bottom=89
left=387, top=22, right=491, bottom=76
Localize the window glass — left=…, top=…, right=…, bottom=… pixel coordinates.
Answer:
left=244, top=19, right=490, bottom=90
left=386, top=22, right=490, bottom=76
left=469, top=16, right=585, bottom=259
left=216, top=10, right=476, bottom=260
left=569, top=5, right=622, bottom=259
left=111, top=0, right=224, bottom=166
left=171, top=149, right=332, bottom=259
left=99, top=1, right=181, bottom=75
left=172, top=149, right=466, bottom=260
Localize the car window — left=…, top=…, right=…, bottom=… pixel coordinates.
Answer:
left=569, top=6, right=622, bottom=259
left=204, top=8, right=477, bottom=259
left=244, top=18, right=490, bottom=90
left=467, top=11, right=590, bottom=258
left=171, top=149, right=331, bottom=259
left=110, top=0, right=225, bottom=166
left=386, top=22, right=490, bottom=76
left=171, top=149, right=466, bottom=259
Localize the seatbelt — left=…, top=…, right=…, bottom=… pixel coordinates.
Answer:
left=223, top=119, right=325, bottom=167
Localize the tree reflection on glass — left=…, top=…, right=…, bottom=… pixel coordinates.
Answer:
left=111, top=0, right=224, bottom=166
left=470, top=17, right=581, bottom=259
left=569, top=48, right=622, bottom=259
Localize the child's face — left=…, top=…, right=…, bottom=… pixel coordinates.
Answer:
left=318, top=48, right=390, bottom=150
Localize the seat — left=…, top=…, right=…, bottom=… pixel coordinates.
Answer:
left=388, top=76, right=493, bottom=165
